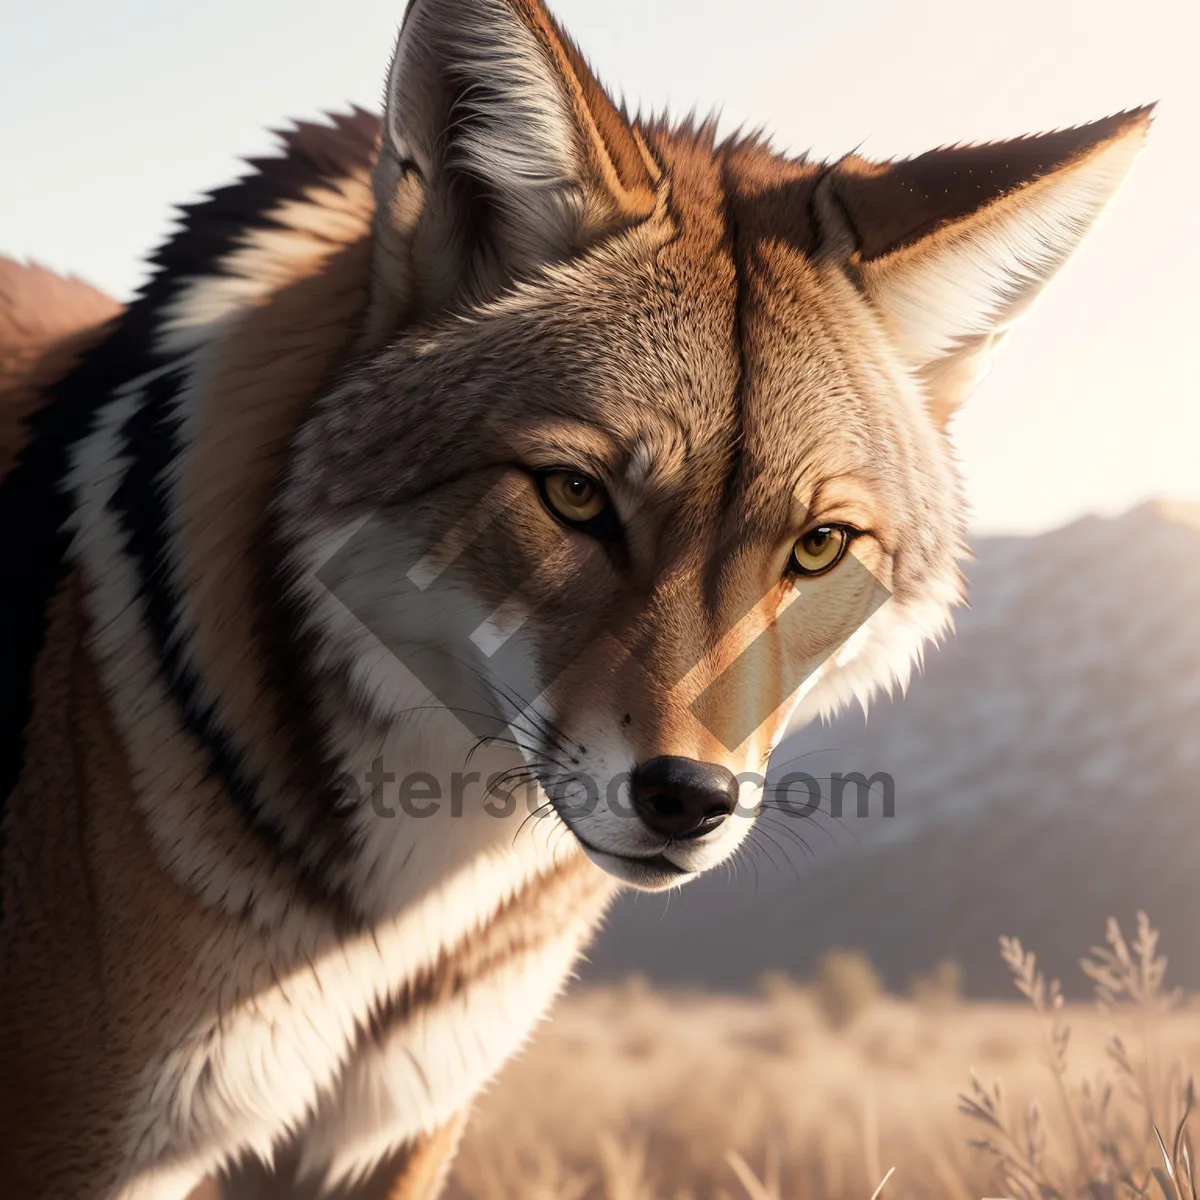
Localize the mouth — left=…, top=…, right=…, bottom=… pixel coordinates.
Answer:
left=572, top=834, right=696, bottom=891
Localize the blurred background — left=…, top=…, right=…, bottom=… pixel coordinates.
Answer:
left=3, top=0, right=1197, bottom=999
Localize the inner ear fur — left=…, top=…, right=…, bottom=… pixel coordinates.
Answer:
left=367, top=0, right=662, bottom=337
left=817, top=106, right=1154, bottom=424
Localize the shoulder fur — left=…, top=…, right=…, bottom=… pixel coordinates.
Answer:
left=0, top=109, right=381, bottom=845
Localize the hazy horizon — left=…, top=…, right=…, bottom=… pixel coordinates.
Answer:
left=2, top=0, right=1195, bottom=535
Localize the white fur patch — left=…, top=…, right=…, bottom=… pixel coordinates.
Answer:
left=293, top=926, right=591, bottom=1189
left=116, top=846, right=602, bottom=1177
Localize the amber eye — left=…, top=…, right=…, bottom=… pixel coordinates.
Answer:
left=537, top=470, right=609, bottom=525
left=788, top=525, right=852, bottom=576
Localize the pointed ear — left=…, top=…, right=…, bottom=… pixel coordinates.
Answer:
left=369, top=0, right=661, bottom=327
left=817, top=107, right=1154, bottom=425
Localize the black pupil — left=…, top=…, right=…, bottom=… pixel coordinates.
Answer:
left=807, top=529, right=831, bottom=551
left=567, top=478, right=590, bottom=500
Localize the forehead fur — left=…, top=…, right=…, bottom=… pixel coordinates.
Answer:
left=300, top=121, right=962, bottom=609
left=718, top=136, right=966, bottom=599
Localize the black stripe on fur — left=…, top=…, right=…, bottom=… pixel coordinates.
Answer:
left=0, top=109, right=380, bottom=923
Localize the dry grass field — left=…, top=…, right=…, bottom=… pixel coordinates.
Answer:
left=445, top=916, right=1200, bottom=1200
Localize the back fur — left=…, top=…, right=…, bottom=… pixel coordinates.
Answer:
left=0, top=258, right=120, bottom=475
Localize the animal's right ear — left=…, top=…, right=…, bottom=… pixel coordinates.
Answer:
left=368, top=0, right=661, bottom=333
left=816, top=107, right=1153, bottom=427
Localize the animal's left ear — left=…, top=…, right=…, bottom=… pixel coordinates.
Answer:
left=818, top=107, right=1154, bottom=425
left=369, top=0, right=661, bottom=332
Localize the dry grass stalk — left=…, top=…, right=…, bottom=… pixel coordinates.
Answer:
left=960, top=916, right=1196, bottom=1200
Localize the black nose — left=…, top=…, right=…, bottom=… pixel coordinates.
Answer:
left=630, top=756, right=739, bottom=841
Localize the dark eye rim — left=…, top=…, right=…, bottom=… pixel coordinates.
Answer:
left=786, top=523, right=859, bottom=577
left=531, top=467, right=621, bottom=539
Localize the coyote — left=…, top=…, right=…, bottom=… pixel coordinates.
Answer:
left=0, top=0, right=1149, bottom=1196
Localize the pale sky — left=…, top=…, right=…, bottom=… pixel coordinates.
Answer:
left=2, top=0, right=1195, bottom=535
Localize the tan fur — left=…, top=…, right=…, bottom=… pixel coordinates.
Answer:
left=0, top=257, right=120, bottom=474
left=0, top=2, right=1151, bottom=1197
left=214, top=1114, right=466, bottom=1200
left=0, top=572, right=221, bottom=1195
left=174, top=191, right=376, bottom=809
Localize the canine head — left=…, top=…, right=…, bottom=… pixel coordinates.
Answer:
left=280, top=0, right=1150, bottom=893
